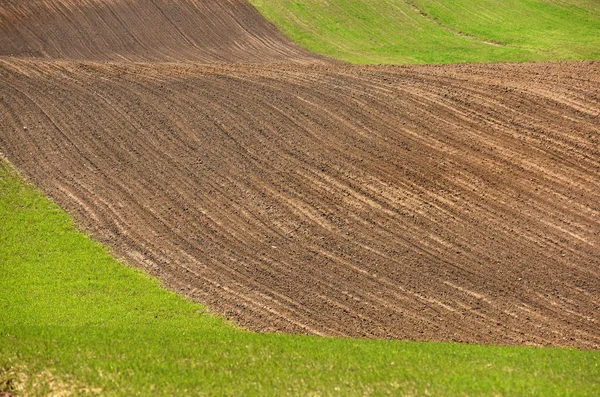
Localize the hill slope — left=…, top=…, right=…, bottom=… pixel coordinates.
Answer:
left=2, top=58, right=599, bottom=348
left=3, top=158, right=599, bottom=396
left=1, top=0, right=599, bottom=350
left=0, top=0, right=325, bottom=63
left=250, top=0, right=600, bottom=64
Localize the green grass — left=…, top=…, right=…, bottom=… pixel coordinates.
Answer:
left=249, top=0, right=600, bottom=64
left=1, top=158, right=599, bottom=396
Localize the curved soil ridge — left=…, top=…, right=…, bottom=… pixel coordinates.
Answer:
left=0, top=0, right=326, bottom=63
left=1, top=58, right=598, bottom=349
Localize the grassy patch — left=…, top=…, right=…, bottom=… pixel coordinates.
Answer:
left=1, top=158, right=599, bottom=395
left=249, top=0, right=600, bottom=64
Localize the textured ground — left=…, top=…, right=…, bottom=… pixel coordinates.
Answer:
left=0, top=0, right=324, bottom=63
left=0, top=0, right=599, bottom=349
left=249, top=0, right=600, bottom=64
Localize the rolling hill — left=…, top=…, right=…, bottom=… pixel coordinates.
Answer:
left=250, top=0, right=600, bottom=64
left=1, top=0, right=599, bottom=351
left=0, top=0, right=324, bottom=63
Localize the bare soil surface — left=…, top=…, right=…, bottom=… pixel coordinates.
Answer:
left=0, top=0, right=599, bottom=349
left=0, top=0, right=325, bottom=63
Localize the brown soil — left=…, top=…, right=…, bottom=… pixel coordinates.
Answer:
left=0, top=0, right=599, bottom=349
left=0, top=0, right=325, bottom=63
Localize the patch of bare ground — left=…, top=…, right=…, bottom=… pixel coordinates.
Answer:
left=1, top=56, right=598, bottom=348
left=0, top=365, right=101, bottom=396
left=0, top=0, right=327, bottom=63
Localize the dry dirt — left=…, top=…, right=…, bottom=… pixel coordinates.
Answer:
left=0, top=0, right=325, bottom=63
left=0, top=0, right=599, bottom=349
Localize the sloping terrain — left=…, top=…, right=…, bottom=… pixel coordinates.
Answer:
left=4, top=158, right=599, bottom=396
left=0, top=0, right=599, bottom=349
left=0, top=0, right=324, bottom=63
left=1, top=58, right=599, bottom=348
left=250, top=0, right=600, bottom=64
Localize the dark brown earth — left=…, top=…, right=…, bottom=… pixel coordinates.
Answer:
left=1, top=0, right=599, bottom=349
left=0, top=0, right=325, bottom=63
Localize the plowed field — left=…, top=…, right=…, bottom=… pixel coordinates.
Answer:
left=0, top=0, right=323, bottom=63
left=1, top=0, right=599, bottom=349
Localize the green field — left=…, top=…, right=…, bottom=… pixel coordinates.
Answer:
left=250, top=0, right=600, bottom=64
left=2, top=158, right=600, bottom=395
